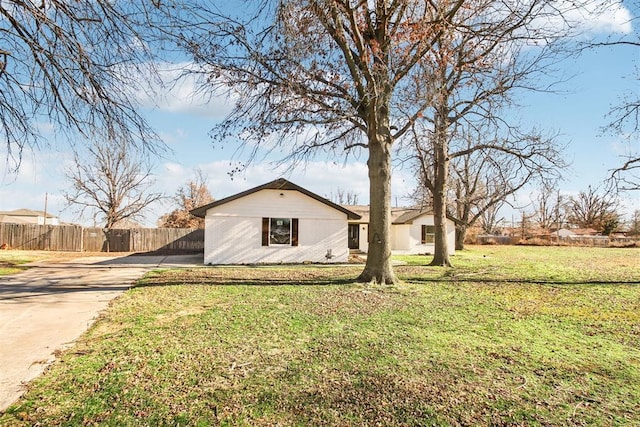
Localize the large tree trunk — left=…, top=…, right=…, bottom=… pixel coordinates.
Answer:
left=357, top=138, right=398, bottom=285
left=430, top=135, right=453, bottom=267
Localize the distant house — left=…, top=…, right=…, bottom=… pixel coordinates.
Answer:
left=550, top=228, right=576, bottom=238
left=110, top=218, right=144, bottom=229
left=550, top=228, right=600, bottom=238
left=344, top=205, right=456, bottom=256
left=0, top=209, right=60, bottom=225
left=550, top=228, right=612, bottom=246
left=191, top=178, right=361, bottom=264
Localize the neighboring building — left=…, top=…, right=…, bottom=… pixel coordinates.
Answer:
left=0, top=209, right=60, bottom=225
left=110, top=218, right=144, bottom=229
left=550, top=228, right=600, bottom=238
left=344, top=205, right=456, bottom=256
left=191, top=178, right=361, bottom=264
left=550, top=227, right=610, bottom=245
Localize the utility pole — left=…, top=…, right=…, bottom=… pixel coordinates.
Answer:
left=43, top=192, right=49, bottom=251
left=43, top=192, right=48, bottom=226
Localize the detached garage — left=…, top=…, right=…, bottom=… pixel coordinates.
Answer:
left=190, top=178, right=361, bottom=265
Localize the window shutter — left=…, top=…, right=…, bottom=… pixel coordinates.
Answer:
left=262, top=217, right=269, bottom=246
left=421, top=225, right=426, bottom=244
left=291, top=218, right=299, bottom=246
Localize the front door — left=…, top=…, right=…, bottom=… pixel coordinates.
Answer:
left=348, top=224, right=359, bottom=250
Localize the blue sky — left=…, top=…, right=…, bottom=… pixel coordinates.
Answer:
left=1, top=1, right=638, bottom=227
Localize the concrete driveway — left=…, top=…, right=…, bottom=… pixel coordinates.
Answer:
left=0, top=253, right=202, bottom=412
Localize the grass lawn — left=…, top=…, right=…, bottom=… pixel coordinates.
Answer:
left=0, top=250, right=55, bottom=276
left=0, top=250, right=132, bottom=276
left=2, top=245, right=639, bottom=426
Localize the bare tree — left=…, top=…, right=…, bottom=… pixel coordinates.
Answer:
left=159, top=169, right=214, bottom=228
left=153, top=0, right=599, bottom=281
left=611, top=158, right=640, bottom=192
left=517, top=210, right=537, bottom=240
left=329, top=188, right=360, bottom=205
left=404, top=0, right=580, bottom=266
left=567, top=185, right=622, bottom=234
left=479, top=201, right=505, bottom=235
left=628, top=209, right=640, bottom=237
left=587, top=2, right=639, bottom=190
left=64, top=139, right=164, bottom=228
left=430, top=126, right=565, bottom=250
left=0, top=1, right=163, bottom=171
left=532, top=184, right=567, bottom=231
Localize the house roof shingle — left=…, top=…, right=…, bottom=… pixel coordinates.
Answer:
left=0, top=209, right=57, bottom=218
left=341, top=205, right=435, bottom=224
left=191, top=178, right=362, bottom=220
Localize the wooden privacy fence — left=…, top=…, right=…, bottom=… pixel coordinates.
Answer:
left=0, top=223, right=204, bottom=253
left=0, top=223, right=83, bottom=251
left=82, top=227, right=205, bottom=253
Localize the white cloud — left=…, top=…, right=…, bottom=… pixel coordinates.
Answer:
left=578, top=1, right=634, bottom=34
left=134, top=62, right=234, bottom=120
left=1, top=148, right=70, bottom=187
left=162, top=161, right=189, bottom=177
left=0, top=149, right=73, bottom=222
left=547, top=1, right=634, bottom=36
left=183, top=159, right=417, bottom=207
left=152, top=162, right=190, bottom=194
left=157, top=128, right=189, bottom=146
left=35, top=120, right=56, bottom=136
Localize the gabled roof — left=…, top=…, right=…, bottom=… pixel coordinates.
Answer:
left=392, top=208, right=433, bottom=224
left=342, top=205, right=435, bottom=224
left=191, top=178, right=362, bottom=220
left=0, top=209, right=57, bottom=218
left=0, top=215, right=33, bottom=224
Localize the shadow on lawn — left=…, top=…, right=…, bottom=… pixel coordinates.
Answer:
left=133, top=264, right=640, bottom=289
left=134, top=265, right=362, bottom=288
left=401, top=276, right=640, bottom=286
left=396, top=265, right=640, bottom=286
left=135, top=277, right=358, bottom=287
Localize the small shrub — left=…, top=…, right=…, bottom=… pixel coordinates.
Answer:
left=517, top=238, right=556, bottom=246
left=608, top=240, right=638, bottom=248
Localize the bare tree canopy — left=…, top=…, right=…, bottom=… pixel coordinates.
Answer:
left=328, top=188, right=360, bottom=206
left=0, top=1, right=162, bottom=170
left=532, top=184, right=567, bottom=231
left=588, top=1, right=640, bottom=190
left=159, top=169, right=214, bottom=228
left=567, top=185, right=622, bottom=234
left=414, top=124, right=566, bottom=251
left=153, top=0, right=620, bottom=280
left=401, top=0, right=579, bottom=265
left=64, top=139, right=164, bottom=228
left=479, top=201, right=506, bottom=235
left=628, top=209, right=640, bottom=236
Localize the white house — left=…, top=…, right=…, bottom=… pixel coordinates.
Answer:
left=191, top=178, right=361, bottom=265
left=345, top=205, right=456, bottom=256
left=0, top=209, right=60, bottom=225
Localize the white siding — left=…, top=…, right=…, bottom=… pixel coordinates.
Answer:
left=39, top=217, right=60, bottom=226
left=392, top=215, right=455, bottom=255
left=1, top=215, right=59, bottom=225
left=391, top=224, right=411, bottom=251
left=358, top=224, right=369, bottom=253
left=350, top=215, right=455, bottom=255
left=204, top=189, right=349, bottom=264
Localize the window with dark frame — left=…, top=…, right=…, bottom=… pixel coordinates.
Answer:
left=262, top=217, right=299, bottom=246
left=421, top=225, right=435, bottom=244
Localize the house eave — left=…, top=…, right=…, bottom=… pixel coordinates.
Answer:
left=190, top=178, right=362, bottom=220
